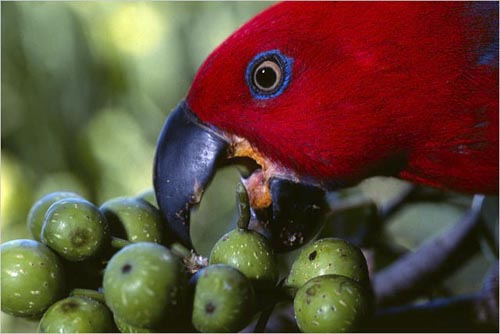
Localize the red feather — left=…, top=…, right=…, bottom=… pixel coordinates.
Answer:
left=187, top=2, right=499, bottom=194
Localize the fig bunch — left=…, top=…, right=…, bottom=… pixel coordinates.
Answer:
left=2, top=186, right=373, bottom=333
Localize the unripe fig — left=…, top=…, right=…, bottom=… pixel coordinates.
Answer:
left=286, top=238, right=369, bottom=293
left=1, top=239, right=65, bottom=317
left=103, top=242, right=187, bottom=328
left=294, top=274, right=372, bottom=333
left=100, top=197, right=164, bottom=244
left=191, top=264, right=255, bottom=332
left=114, top=315, right=154, bottom=333
left=209, top=228, right=278, bottom=291
left=136, top=189, right=158, bottom=209
left=27, top=191, right=82, bottom=241
left=37, top=296, right=115, bottom=333
left=41, top=198, right=109, bottom=261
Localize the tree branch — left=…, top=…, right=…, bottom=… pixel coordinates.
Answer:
left=373, top=195, right=485, bottom=306
left=378, top=184, right=418, bottom=221
left=369, top=262, right=498, bottom=332
left=369, top=294, right=494, bottom=332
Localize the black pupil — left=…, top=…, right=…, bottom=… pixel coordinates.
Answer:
left=255, top=66, right=277, bottom=89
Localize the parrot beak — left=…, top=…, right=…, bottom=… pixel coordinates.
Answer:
left=153, top=101, right=230, bottom=249
left=154, top=101, right=328, bottom=251
left=248, top=176, right=328, bottom=252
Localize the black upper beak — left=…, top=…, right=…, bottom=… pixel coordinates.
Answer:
left=153, top=101, right=229, bottom=249
left=154, top=101, right=329, bottom=251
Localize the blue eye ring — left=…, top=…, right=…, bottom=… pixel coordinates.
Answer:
left=246, top=50, right=293, bottom=100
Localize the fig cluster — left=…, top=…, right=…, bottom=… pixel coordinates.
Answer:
left=285, top=238, right=373, bottom=332
left=2, top=188, right=373, bottom=333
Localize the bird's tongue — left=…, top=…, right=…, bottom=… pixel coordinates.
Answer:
left=241, top=169, right=272, bottom=209
left=227, top=135, right=295, bottom=210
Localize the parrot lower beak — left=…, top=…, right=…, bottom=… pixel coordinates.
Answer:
left=154, top=101, right=328, bottom=251
left=248, top=176, right=328, bottom=252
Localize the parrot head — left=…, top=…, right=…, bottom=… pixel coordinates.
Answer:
left=154, top=2, right=499, bottom=250
left=154, top=4, right=336, bottom=251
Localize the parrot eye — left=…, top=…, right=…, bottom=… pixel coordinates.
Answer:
left=254, top=60, right=281, bottom=91
left=246, top=50, right=293, bottom=100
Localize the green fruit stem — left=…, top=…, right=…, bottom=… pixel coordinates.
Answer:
left=70, top=289, right=106, bottom=304
left=171, top=242, right=192, bottom=258
left=111, top=237, right=131, bottom=249
left=236, top=183, right=250, bottom=230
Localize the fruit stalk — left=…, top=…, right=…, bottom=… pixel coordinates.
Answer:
left=236, top=183, right=251, bottom=230
left=69, top=289, right=106, bottom=304
left=110, top=237, right=131, bottom=249
left=171, top=242, right=192, bottom=258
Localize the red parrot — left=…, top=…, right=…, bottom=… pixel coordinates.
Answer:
left=154, top=2, right=499, bottom=250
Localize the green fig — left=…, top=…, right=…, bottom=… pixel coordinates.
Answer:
left=286, top=238, right=369, bottom=293
left=27, top=191, right=82, bottom=241
left=113, top=315, right=155, bottom=333
left=38, top=296, right=116, bottom=333
left=100, top=197, right=164, bottom=244
left=1, top=239, right=65, bottom=317
left=209, top=228, right=278, bottom=291
left=294, top=275, right=372, bottom=333
left=103, top=242, right=187, bottom=328
left=136, top=189, right=158, bottom=209
left=41, top=198, right=109, bottom=262
left=191, top=264, right=255, bottom=332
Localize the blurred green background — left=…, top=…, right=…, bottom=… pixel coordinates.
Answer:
left=2, top=2, right=271, bottom=331
left=1, top=2, right=497, bottom=332
left=2, top=1, right=271, bottom=245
